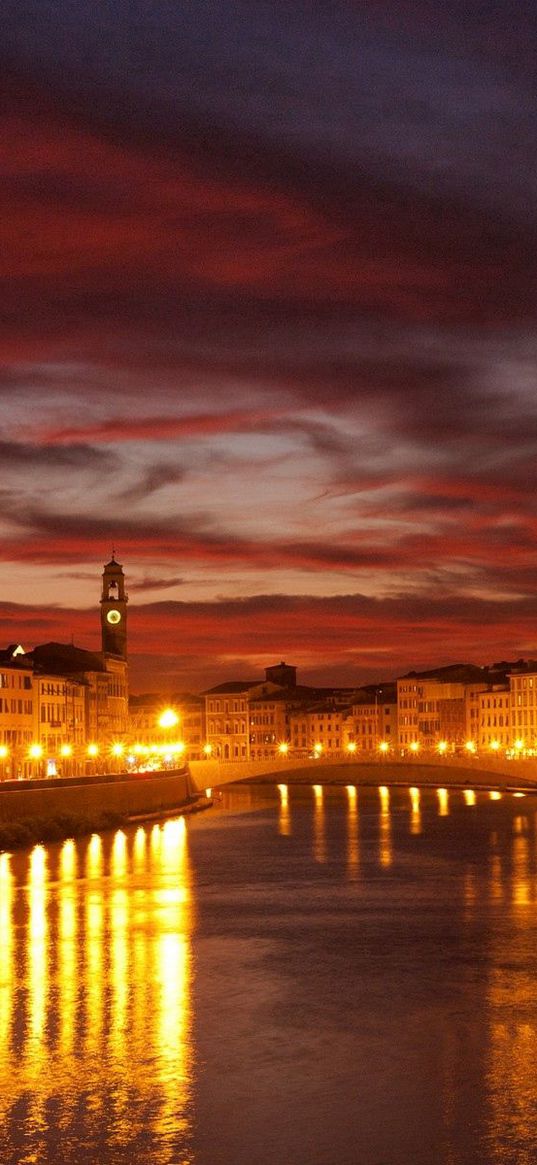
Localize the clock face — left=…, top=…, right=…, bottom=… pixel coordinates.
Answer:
left=106, top=609, right=122, bottom=625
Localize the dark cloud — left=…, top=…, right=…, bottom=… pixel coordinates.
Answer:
left=1, top=1, right=537, bottom=685
left=0, top=441, right=113, bottom=470
left=5, top=586, right=537, bottom=693
left=131, top=575, right=186, bottom=593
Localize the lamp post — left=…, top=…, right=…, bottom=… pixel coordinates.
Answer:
left=60, top=743, right=73, bottom=777
left=0, top=744, right=10, bottom=781
left=28, top=743, right=43, bottom=780
left=158, top=708, right=181, bottom=768
left=111, top=741, right=124, bottom=773
left=87, top=742, right=99, bottom=774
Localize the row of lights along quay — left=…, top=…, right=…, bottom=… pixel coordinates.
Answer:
left=2, top=559, right=537, bottom=783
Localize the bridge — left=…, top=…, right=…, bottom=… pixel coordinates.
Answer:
left=189, top=752, right=537, bottom=794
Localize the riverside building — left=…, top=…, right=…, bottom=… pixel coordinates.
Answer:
left=0, top=558, right=129, bottom=778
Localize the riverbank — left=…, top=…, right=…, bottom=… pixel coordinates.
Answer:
left=0, top=766, right=212, bottom=852
left=0, top=792, right=213, bottom=853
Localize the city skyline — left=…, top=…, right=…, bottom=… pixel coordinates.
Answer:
left=3, top=1, right=537, bottom=692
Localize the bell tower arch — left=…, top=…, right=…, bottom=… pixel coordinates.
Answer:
left=100, top=555, right=128, bottom=658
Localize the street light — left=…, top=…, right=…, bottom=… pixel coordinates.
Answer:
left=0, top=744, right=10, bottom=781
left=158, top=708, right=179, bottom=730
left=60, top=742, right=73, bottom=777
left=28, top=742, right=43, bottom=779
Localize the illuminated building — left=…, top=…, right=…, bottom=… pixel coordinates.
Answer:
left=288, top=702, right=348, bottom=755
left=478, top=686, right=511, bottom=750
left=0, top=646, right=34, bottom=778
left=0, top=559, right=129, bottom=778
left=348, top=687, right=397, bottom=752
left=509, top=666, right=537, bottom=750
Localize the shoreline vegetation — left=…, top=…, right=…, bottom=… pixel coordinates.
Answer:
left=0, top=794, right=212, bottom=854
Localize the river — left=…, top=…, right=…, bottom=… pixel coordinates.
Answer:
left=1, top=781, right=537, bottom=1164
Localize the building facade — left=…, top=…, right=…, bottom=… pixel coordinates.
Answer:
left=0, top=559, right=130, bottom=778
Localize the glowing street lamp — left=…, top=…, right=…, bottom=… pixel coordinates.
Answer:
left=0, top=744, right=10, bottom=781
left=489, top=740, right=501, bottom=752
left=28, top=742, right=43, bottom=779
left=203, top=743, right=213, bottom=757
left=437, top=740, right=448, bottom=755
left=278, top=742, right=289, bottom=756
left=378, top=740, right=390, bottom=754
left=60, top=744, right=72, bottom=758
left=158, top=708, right=179, bottom=730
left=409, top=741, right=420, bottom=754
left=87, top=743, right=99, bottom=758
left=346, top=741, right=357, bottom=754
left=464, top=740, right=476, bottom=754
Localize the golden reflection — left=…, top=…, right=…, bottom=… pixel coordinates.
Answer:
left=85, top=831, right=104, bottom=1051
left=86, top=832, right=103, bottom=877
left=486, top=972, right=537, bottom=1151
left=85, top=869, right=105, bottom=1056
left=463, top=867, right=478, bottom=909
left=486, top=809, right=537, bottom=1148
left=59, top=839, right=78, bottom=1056
left=379, top=786, right=392, bottom=867
left=150, top=822, right=162, bottom=859
left=437, top=788, right=449, bottom=817
left=489, top=791, right=502, bottom=801
left=0, top=853, right=13, bottom=1061
left=464, top=789, right=476, bottom=807
left=409, top=786, right=421, bottom=835
left=313, top=785, right=326, bottom=863
left=0, top=816, right=196, bottom=1160
left=133, top=826, right=147, bottom=873
left=512, top=833, right=531, bottom=907
left=346, top=786, right=359, bottom=876
left=489, top=853, right=504, bottom=903
left=27, top=846, right=48, bottom=1053
left=278, top=783, right=291, bottom=836
left=151, top=815, right=193, bottom=1140
left=109, top=832, right=130, bottom=1070
left=112, top=829, right=128, bottom=878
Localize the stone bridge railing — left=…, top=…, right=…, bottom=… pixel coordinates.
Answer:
left=189, top=753, right=537, bottom=792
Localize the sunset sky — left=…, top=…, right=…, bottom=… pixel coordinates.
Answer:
left=3, top=1, right=537, bottom=692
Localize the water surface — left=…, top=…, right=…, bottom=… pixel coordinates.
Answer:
left=1, top=782, right=537, bottom=1164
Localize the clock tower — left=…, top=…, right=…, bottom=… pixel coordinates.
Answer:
left=100, top=556, right=128, bottom=658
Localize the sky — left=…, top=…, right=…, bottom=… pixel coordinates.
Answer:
left=2, top=0, right=537, bottom=692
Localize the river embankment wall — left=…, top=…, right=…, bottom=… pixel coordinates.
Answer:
left=0, top=767, right=193, bottom=823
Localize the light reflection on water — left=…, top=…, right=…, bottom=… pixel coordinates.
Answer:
left=1, top=784, right=537, bottom=1163
left=0, top=817, right=194, bottom=1164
